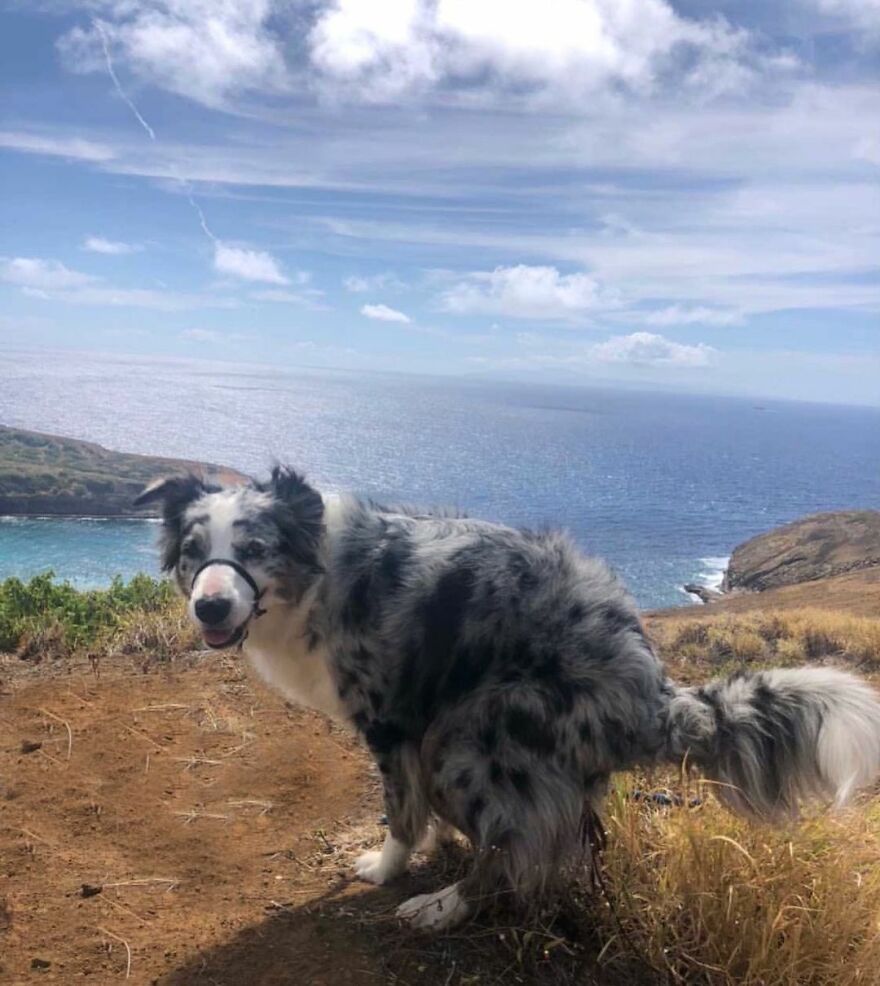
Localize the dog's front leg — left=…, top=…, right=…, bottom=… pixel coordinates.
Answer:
left=354, top=742, right=428, bottom=885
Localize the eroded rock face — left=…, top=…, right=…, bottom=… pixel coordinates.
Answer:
left=724, top=511, right=880, bottom=592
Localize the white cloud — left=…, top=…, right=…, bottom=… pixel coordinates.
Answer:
left=83, top=235, right=140, bottom=255
left=361, top=302, right=411, bottom=323
left=441, top=264, right=617, bottom=320
left=181, top=328, right=222, bottom=343
left=1, top=257, right=95, bottom=291
left=309, top=0, right=757, bottom=104
left=642, top=305, right=744, bottom=327
left=0, top=130, right=117, bottom=162
left=213, top=242, right=288, bottom=285
left=810, top=0, right=880, bottom=33
left=464, top=329, right=716, bottom=377
left=37, top=284, right=236, bottom=311
left=344, top=272, right=405, bottom=293
left=58, top=1, right=289, bottom=109
left=181, top=327, right=248, bottom=342
left=854, top=136, right=880, bottom=165
left=252, top=288, right=330, bottom=311
left=53, top=0, right=771, bottom=112
left=1, top=255, right=234, bottom=311
left=589, top=331, right=715, bottom=367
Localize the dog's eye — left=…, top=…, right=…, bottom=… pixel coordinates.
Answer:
left=181, top=537, right=201, bottom=560
left=241, top=538, right=267, bottom=560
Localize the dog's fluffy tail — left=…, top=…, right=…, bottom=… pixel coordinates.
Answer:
left=665, top=667, right=880, bottom=820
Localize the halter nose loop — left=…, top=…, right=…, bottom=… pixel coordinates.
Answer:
left=191, top=559, right=267, bottom=619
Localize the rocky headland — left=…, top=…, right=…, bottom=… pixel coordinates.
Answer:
left=684, top=509, right=880, bottom=608
left=0, top=425, right=245, bottom=517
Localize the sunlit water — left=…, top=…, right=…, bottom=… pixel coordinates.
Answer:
left=1, top=350, right=878, bottom=609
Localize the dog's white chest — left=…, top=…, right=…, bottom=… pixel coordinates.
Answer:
left=242, top=610, right=346, bottom=721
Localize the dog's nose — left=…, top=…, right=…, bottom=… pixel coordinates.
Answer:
left=195, top=595, right=232, bottom=626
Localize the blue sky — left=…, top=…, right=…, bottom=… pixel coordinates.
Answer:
left=1, top=1, right=878, bottom=405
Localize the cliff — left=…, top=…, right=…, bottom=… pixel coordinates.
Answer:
left=724, top=510, right=880, bottom=593
left=0, top=425, right=246, bottom=517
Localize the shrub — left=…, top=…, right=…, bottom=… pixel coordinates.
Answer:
left=0, top=571, right=183, bottom=660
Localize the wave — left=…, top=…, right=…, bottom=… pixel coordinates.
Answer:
left=697, top=555, right=730, bottom=592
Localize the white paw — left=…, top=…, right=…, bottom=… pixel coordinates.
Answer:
left=396, top=883, right=470, bottom=931
left=353, top=835, right=410, bottom=885
left=354, top=850, right=396, bottom=885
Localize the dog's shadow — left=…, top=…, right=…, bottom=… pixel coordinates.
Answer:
left=156, top=847, right=478, bottom=986
left=154, top=843, right=622, bottom=986
left=156, top=880, right=402, bottom=986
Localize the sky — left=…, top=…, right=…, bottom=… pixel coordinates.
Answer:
left=0, top=1, right=878, bottom=406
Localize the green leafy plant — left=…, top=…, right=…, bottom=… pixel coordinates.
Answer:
left=0, top=571, right=183, bottom=659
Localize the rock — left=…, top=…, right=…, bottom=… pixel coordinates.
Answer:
left=683, top=583, right=722, bottom=605
left=724, top=510, right=880, bottom=593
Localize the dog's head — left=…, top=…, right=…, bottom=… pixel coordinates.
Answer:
left=135, top=466, right=325, bottom=649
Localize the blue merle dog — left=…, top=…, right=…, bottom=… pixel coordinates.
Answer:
left=136, top=467, right=880, bottom=930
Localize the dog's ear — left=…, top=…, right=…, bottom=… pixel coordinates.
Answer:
left=134, top=474, right=206, bottom=513
left=261, top=466, right=325, bottom=573
left=134, top=474, right=207, bottom=572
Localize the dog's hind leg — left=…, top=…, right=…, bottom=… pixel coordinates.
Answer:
left=355, top=741, right=430, bottom=885
left=397, top=700, right=585, bottom=930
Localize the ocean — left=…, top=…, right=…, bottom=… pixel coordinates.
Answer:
left=1, top=349, right=878, bottom=609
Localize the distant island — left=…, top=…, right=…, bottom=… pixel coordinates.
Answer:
left=0, top=424, right=246, bottom=517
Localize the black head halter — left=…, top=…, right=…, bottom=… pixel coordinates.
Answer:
left=191, top=558, right=267, bottom=620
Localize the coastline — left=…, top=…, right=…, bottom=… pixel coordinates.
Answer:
left=0, top=423, right=245, bottom=519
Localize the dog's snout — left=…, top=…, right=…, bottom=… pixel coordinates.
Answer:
left=194, top=595, right=232, bottom=626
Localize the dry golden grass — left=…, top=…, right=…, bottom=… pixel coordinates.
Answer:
left=648, top=607, right=880, bottom=681
left=109, top=602, right=201, bottom=663
left=589, top=772, right=880, bottom=985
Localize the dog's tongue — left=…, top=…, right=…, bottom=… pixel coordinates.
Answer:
left=203, top=628, right=234, bottom=647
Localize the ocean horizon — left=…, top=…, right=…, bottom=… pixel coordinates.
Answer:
left=1, top=349, right=878, bottom=610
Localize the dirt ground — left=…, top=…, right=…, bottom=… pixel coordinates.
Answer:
left=0, top=651, right=498, bottom=986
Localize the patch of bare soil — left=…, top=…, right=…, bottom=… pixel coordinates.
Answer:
left=0, top=655, right=607, bottom=986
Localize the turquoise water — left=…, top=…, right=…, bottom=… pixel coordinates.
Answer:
left=0, top=350, right=878, bottom=607
left=0, top=516, right=160, bottom=587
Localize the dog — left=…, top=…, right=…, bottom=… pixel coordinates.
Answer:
left=136, top=466, right=880, bottom=930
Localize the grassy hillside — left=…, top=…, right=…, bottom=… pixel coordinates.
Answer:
left=3, top=572, right=880, bottom=984
left=0, top=425, right=245, bottom=516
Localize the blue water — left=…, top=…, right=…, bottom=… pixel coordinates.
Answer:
left=0, top=350, right=878, bottom=609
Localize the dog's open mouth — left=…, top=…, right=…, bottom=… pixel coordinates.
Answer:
left=201, top=625, right=246, bottom=649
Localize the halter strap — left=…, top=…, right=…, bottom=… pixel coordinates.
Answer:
left=191, top=558, right=267, bottom=619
